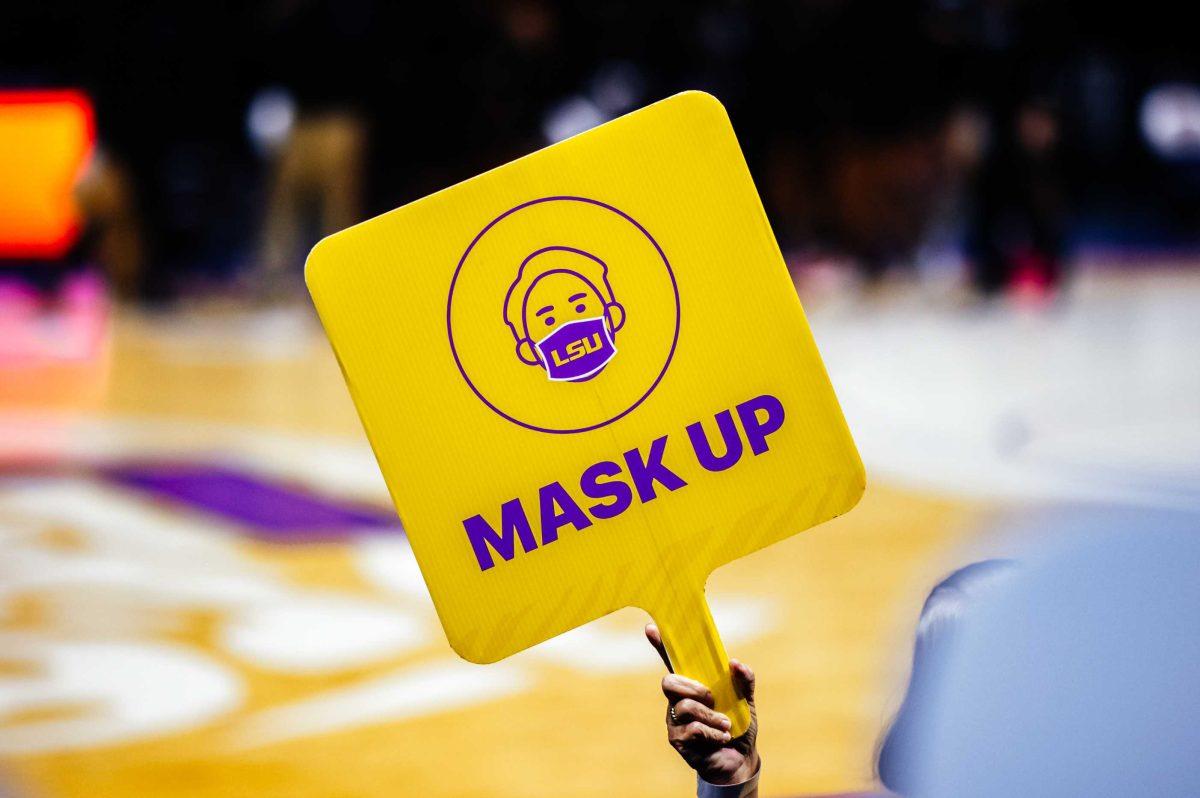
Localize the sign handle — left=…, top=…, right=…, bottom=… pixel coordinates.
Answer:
left=649, top=587, right=753, bottom=739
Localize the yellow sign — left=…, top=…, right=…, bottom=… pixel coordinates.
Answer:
left=306, top=92, right=864, bottom=736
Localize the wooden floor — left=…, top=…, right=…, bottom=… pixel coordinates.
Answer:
left=3, top=268, right=1193, bottom=796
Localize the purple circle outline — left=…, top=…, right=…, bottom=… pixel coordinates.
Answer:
left=447, top=195, right=680, bottom=435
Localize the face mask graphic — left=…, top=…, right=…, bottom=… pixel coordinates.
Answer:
left=533, top=316, right=618, bottom=382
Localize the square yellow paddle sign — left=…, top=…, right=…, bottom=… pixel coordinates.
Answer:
left=306, top=92, right=864, bottom=736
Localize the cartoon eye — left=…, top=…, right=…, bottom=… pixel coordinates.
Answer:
left=574, top=303, right=586, bottom=313
left=544, top=316, right=556, bottom=326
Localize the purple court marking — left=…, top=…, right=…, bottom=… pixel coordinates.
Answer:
left=105, top=463, right=400, bottom=542
left=447, top=196, right=681, bottom=434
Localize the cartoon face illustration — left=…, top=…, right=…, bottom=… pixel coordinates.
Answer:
left=502, top=246, right=626, bottom=382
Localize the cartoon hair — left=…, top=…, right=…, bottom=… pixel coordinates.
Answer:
left=502, top=246, right=618, bottom=342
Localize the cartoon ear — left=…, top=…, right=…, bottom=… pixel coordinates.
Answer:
left=516, top=339, right=540, bottom=366
left=606, top=302, right=626, bottom=333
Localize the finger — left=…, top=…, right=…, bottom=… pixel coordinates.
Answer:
left=661, top=674, right=715, bottom=707
left=644, top=623, right=671, bottom=670
left=730, top=659, right=756, bottom=702
left=671, top=698, right=731, bottom=731
left=673, top=720, right=732, bottom=747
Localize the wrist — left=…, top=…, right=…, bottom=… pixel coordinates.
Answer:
left=729, top=751, right=760, bottom=785
left=697, top=754, right=761, bottom=798
left=704, top=751, right=760, bottom=786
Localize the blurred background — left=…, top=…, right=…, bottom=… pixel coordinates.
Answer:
left=1, top=1, right=1197, bottom=797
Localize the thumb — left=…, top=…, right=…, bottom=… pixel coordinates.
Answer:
left=729, top=659, right=756, bottom=704
left=644, top=623, right=672, bottom=671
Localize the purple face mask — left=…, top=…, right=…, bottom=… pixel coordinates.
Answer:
left=533, top=316, right=618, bottom=382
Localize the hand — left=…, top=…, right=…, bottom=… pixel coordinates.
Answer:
left=645, top=623, right=760, bottom=786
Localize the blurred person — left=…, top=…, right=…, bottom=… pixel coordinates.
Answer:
left=258, top=110, right=366, bottom=290
left=886, top=516, right=1200, bottom=797
left=72, top=148, right=144, bottom=297
left=254, top=0, right=371, bottom=294
left=944, top=0, right=1073, bottom=297
left=84, top=4, right=259, bottom=299
left=967, top=97, right=1067, bottom=297
left=650, top=515, right=1200, bottom=797
left=460, top=0, right=577, bottom=168
left=875, top=559, right=1018, bottom=795
left=749, top=1, right=955, bottom=285
left=880, top=510, right=1200, bottom=796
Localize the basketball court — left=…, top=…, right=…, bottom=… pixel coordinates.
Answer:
left=3, top=261, right=1194, bottom=797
